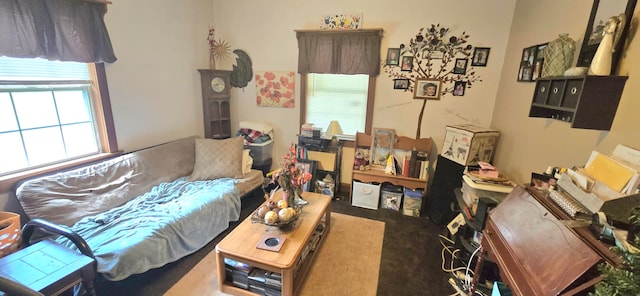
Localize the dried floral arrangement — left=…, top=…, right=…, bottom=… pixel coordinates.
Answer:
left=383, top=24, right=483, bottom=97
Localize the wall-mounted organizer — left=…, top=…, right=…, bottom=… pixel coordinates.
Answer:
left=529, top=75, right=627, bottom=130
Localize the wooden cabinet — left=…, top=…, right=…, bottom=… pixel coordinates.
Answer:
left=198, top=69, right=232, bottom=139
left=351, top=132, right=432, bottom=193
left=529, top=75, right=627, bottom=130
left=471, top=185, right=621, bottom=295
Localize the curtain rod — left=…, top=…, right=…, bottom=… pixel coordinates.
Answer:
left=294, top=28, right=383, bottom=33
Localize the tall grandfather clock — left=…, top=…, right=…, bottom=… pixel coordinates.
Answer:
left=198, top=69, right=232, bottom=139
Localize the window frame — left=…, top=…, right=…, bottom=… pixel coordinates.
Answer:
left=299, top=73, right=376, bottom=137
left=0, top=63, right=118, bottom=193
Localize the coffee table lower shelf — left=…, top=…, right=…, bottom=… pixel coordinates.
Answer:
left=215, top=192, right=332, bottom=296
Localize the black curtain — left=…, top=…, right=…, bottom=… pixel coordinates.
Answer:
left=0, top=0, right=117, bottom=63
left=296, top=29, right=381, bottom=76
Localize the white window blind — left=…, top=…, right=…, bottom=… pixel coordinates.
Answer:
left=306, top=73, right=368, bottom=135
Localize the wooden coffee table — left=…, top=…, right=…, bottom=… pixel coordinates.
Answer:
left=216, top=191, right=331, bottom=296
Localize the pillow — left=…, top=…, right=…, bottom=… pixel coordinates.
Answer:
left=189, top=137, right=244, bottom=181
left=242, top=149, right=253, bottom=176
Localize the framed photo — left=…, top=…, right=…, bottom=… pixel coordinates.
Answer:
left=453, top=58, right=468, bottom=74
left=400, top=56, right=413, bottom=71
left=386, top=48, right=400, bottom=66
left=453, top=81, right=466, bottom=96
left=296, top=159, right=317, bottom=192
left=517, top=45, right=537, bottom=82
left=414, top=78, right=442, bottom=100
left=532, top=43, right=547, bottom=80
left=393, top=78, right=409, bottom=89
left=471, top=47, right=490, bottom=66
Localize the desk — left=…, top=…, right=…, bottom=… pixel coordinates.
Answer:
left=471, top=185, right=615, bottom=295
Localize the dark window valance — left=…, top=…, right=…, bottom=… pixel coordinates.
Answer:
left=0, top=0, right=117, bottom=63
left=296, top=29, right=382, bottom=76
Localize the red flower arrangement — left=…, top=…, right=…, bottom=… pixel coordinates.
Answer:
left=268, top=143, right=312, bottom=202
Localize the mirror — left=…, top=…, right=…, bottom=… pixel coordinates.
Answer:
left=576, top=0, right=637, bottom=74
left=370, top=128, right=395, bottom=167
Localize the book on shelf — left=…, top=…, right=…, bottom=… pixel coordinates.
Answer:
left=402, top=155, right=410, bottom=177
left=409, top=149, right=419, bottom=178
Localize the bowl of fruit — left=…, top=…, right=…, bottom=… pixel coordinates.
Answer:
left=251, top=199, right=303, bottom=229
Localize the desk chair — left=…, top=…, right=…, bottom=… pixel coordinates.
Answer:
left=0, top=219, right=97, bottom=296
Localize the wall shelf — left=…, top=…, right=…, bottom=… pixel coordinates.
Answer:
left=529, top=75, right=627, bottom=130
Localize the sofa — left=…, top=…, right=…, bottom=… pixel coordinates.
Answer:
left=14, top=135, right=264, bottom=282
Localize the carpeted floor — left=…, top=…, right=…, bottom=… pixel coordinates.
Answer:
left=97, top=191, right=455, bottom=295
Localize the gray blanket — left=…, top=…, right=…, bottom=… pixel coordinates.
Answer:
left=57, top=177, right=241, bottom=281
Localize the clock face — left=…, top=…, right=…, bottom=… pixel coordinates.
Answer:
left=210, top=77, right=226, bottom=93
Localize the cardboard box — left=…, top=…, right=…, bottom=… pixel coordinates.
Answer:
left=441, top=124, right=499, bottom=165
left=243, top=139, right=273, bottom=163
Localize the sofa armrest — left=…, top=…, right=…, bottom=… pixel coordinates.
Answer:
left=0, top=274, right=44, bottom=296
left=21, top=218, right=95, bottom=259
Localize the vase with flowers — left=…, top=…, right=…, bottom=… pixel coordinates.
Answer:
left=268, top=143, right=312, bottom=207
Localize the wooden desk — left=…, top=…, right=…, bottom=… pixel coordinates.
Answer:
left=471, top=186, right=606, bottom=296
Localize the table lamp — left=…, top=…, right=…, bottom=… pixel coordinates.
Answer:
left=324, top=120, right=343, bottom=139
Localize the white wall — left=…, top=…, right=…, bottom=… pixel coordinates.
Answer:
left=491, top=1, right=640, bottom=184
left=211, top=0, right=516, bottom=163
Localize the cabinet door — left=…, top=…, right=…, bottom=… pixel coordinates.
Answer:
left=561, top=79, right=583, bottom=108
left=547, top=80, right=566, bottom=106
left=533, top=80, right=551, bottom=104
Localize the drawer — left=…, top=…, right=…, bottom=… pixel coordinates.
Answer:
left=533, top=80, right=551, bottom=104
left=547, top=80, right=566, bottom=106
left=561, top=79, right=583, bottom=109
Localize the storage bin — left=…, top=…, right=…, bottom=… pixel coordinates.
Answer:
left=441, top=124, right=500, bottom=165
left=351, top=180, right=381, bottom=210
left=380, top=183, right=403, bottom=211
left=402, top=188, right=424, bottom=217
left=243, top=139, right=273, bottom=163
left=0, top=212, right=21, bottom=258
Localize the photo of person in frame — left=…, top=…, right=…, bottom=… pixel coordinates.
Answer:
left=453, top=81, right=466, bottom=96
left=386, top=48, right=400, bottom=66
left=414, top=79, right=441, bottom=99
left=453, top=58, right=468, bottom=74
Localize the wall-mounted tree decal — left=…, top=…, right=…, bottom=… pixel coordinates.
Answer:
left=383, top=24, right=484, bottom=138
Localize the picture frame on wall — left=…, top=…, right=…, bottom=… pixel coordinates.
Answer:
left=532, top=43, right=547, bottom=80
left=393, top=78, right=409, bottom=89
left=471, top=47, right=490, bottom=66
left=453, top=81, right=466, bottom=96
left=400, top=56, right=414, bottom=71
left=386, top=48, right=400, bottom=66
left=296, top=159, right=317, bottom=192
left=518, top=45, right=537, bottom=82
left=413, top=78, right=442, bottom=100
left=453, top=58, right=468, bottom=74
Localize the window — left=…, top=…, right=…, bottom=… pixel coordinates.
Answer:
left=0, top=57, right=117, bottom=190
left=303, top=73, right=374, bottom=135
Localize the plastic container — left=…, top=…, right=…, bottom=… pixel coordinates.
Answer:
left=402, top=188, right=424, bottom=217
left=380, top=182, right=403, bottom=211
left=243, top=139, right=274, bottom=163
left=0, top=212, right=21, bottom=258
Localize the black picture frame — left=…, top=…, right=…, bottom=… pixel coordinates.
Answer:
left=453, top=81, right=466, bottom=96
left=471, top=47, right=490, bottom=66
left=517, top=45, right=537, bottom=82
left=296, top=159, right=317, bottom=192
left=393, top=78, right=409, bottom=89
left=453, top=58, right=468, bottom=74
left=386, top=48, right=400, bottom=66
left=400, top=56, right=414, bottom=71
left=414, top=78, right=442, bottom=100
left=532, top=43, right=547, bottom=80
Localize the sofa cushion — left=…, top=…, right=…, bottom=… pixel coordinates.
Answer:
left=189, top=137, right=244, bottom=181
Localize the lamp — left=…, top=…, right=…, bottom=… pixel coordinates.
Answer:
left=323, top=120, right=343, bottom=139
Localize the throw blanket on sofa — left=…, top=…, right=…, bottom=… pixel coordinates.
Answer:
left=56, top=177, right=241, bottom=281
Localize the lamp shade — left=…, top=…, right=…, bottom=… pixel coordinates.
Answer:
left=324, top=120, right=343, bottom=138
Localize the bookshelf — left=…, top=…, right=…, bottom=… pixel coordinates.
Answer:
left=351, top=132, right=433, bottom=195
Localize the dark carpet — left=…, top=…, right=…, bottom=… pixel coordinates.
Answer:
left=98, top=191, right=455, bottom=295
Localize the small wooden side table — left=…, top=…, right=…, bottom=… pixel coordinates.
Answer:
left=0, top=239, right=96, bottom=296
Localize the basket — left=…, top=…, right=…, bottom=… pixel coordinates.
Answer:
left=251, top=205, right=303, bottom=229
left=0, top=212, right=21, bottom=258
